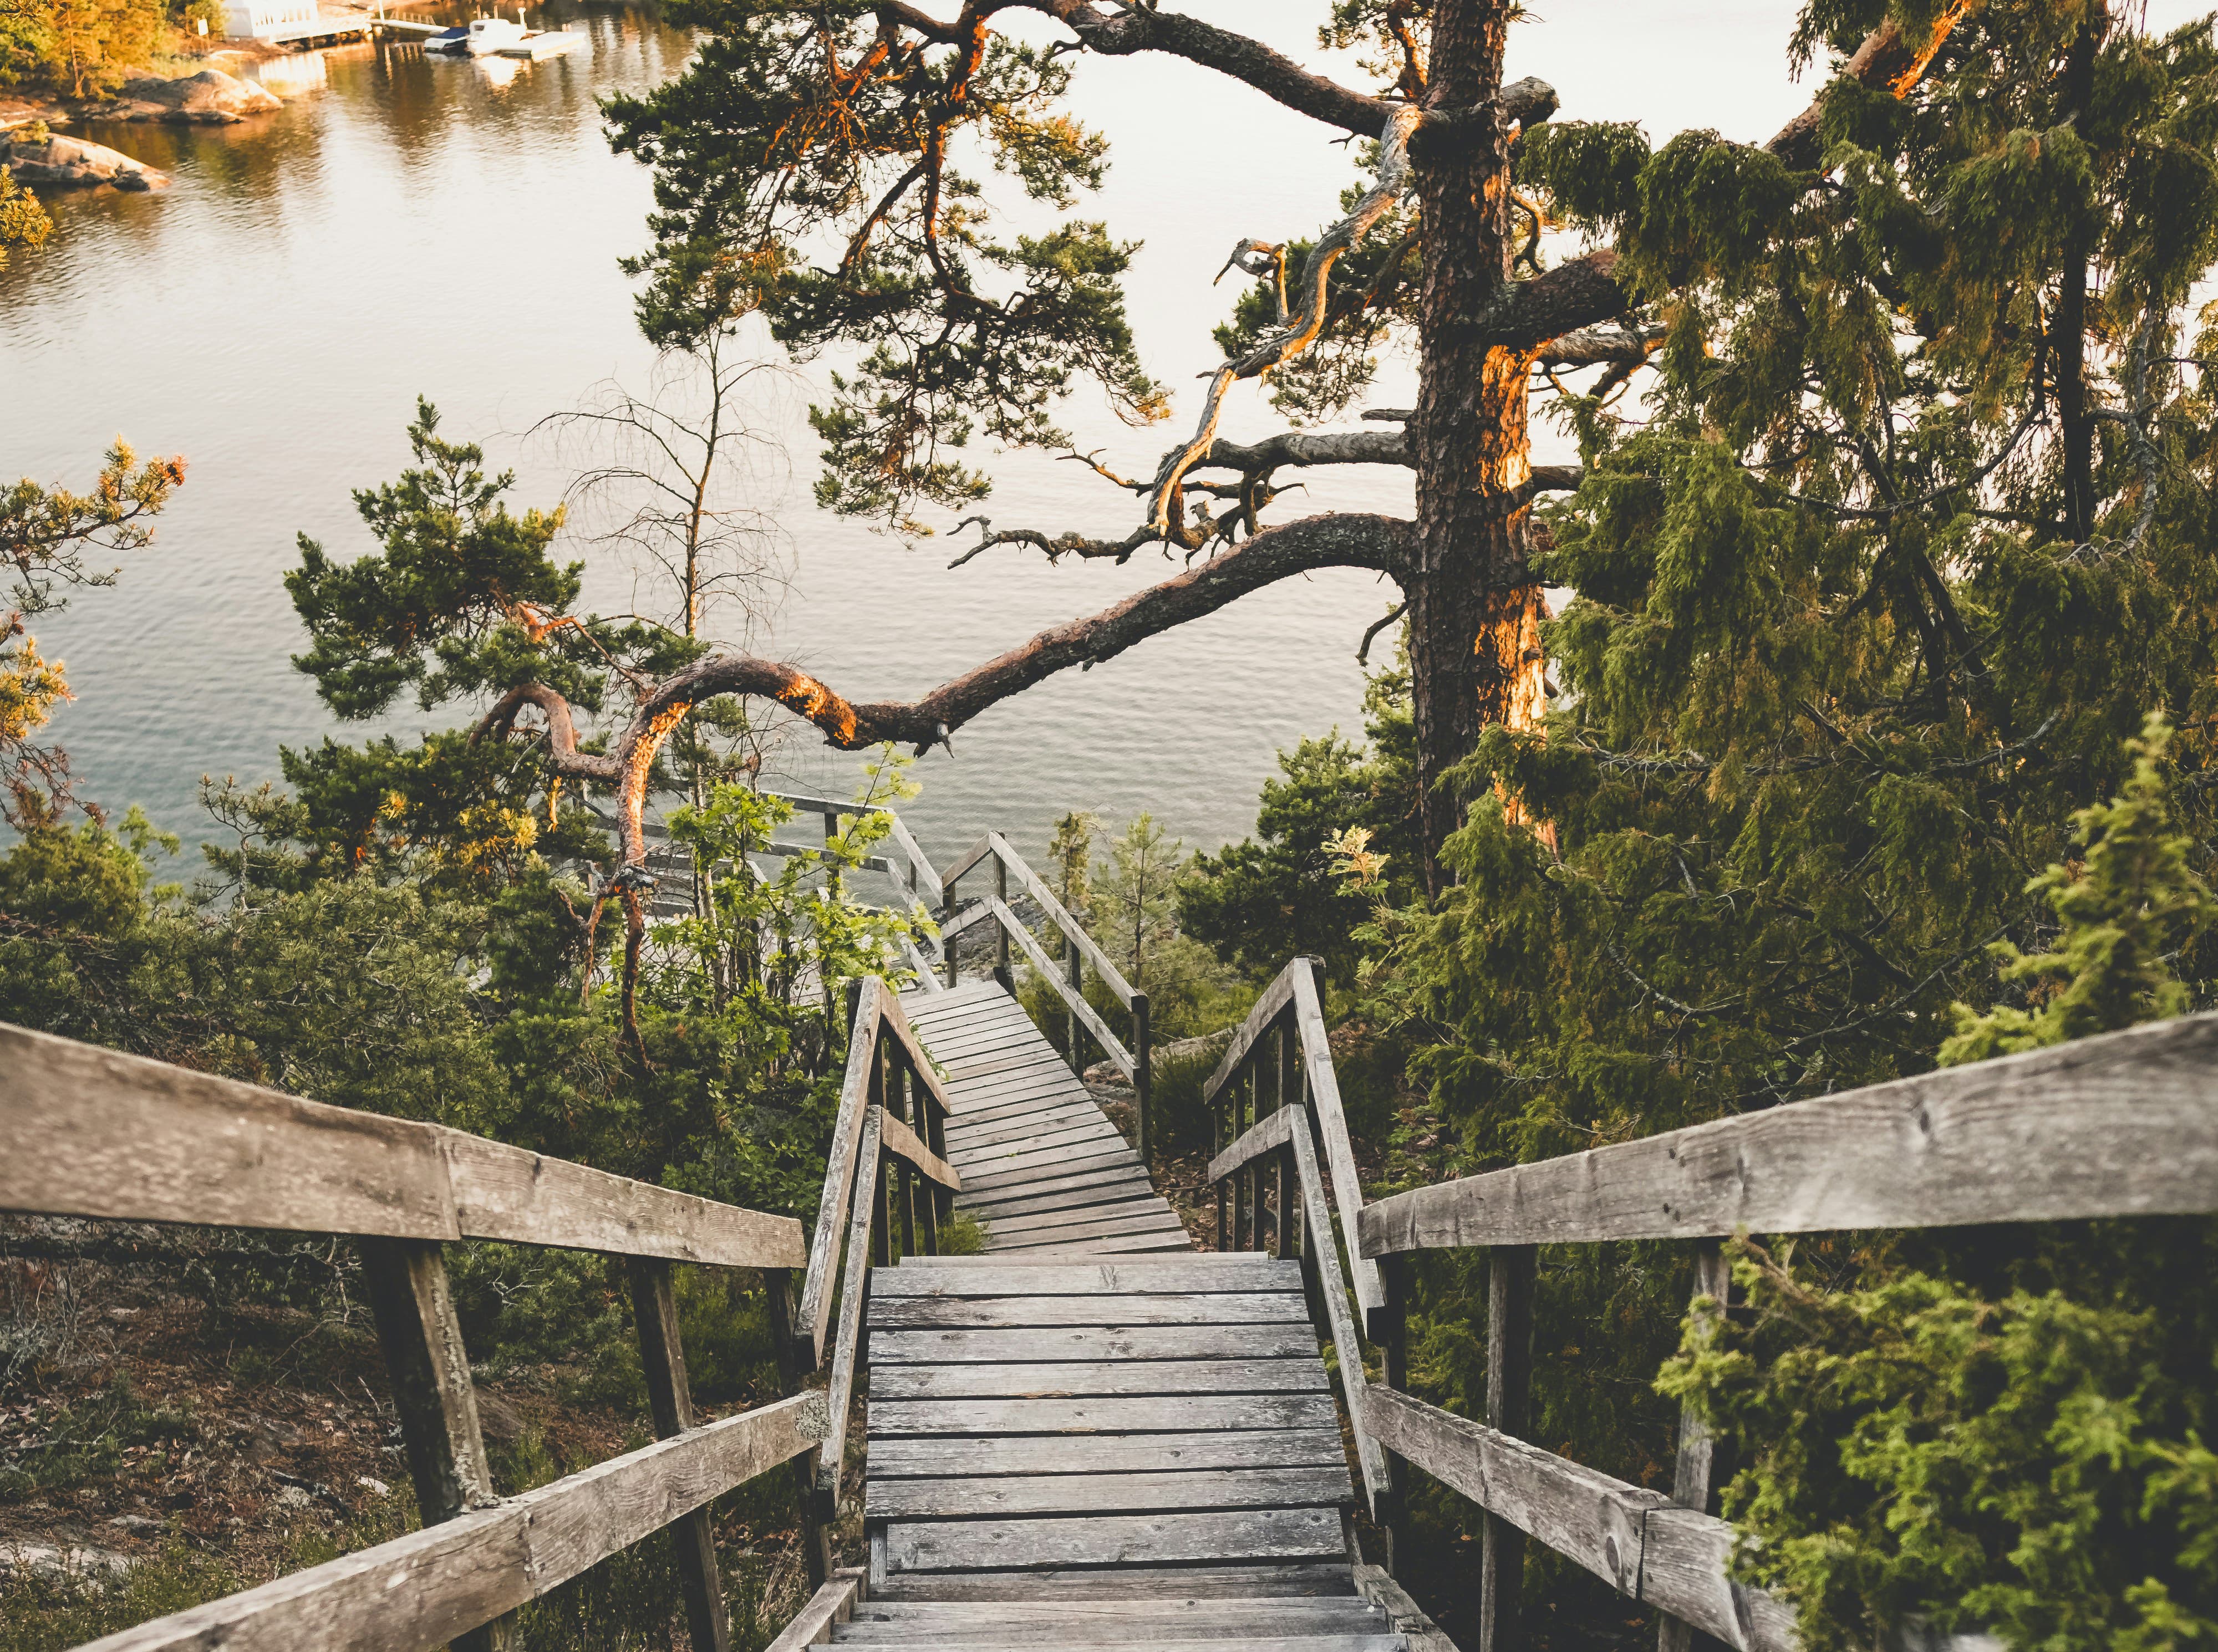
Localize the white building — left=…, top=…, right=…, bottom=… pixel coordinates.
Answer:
left=222, top=0, right=325, bottom=40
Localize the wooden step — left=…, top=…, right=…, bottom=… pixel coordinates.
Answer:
left=864, top=1563, right=1361, bottom=1601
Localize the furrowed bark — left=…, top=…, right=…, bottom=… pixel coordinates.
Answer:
left=1410, top=0, right=1544, bottom=882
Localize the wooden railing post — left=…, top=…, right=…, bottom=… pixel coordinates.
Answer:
left=991, top=854, right=1011, bottom=991
left=1481, top=1245, right=1538, bottom=1652
left=1379, top=1251, right=1410, bottom=1577
left=627, top=1257, right=732, bottom=1652
left=893, top=1061, right=918, bottom=1261
left=1066, top=937, right=1085, bottom=1073
left=358, top=1237, right=517, bottom=1652
left=1133, top=990, right=1152, bottom=1164
left=1275, top=1015, right=1296, bottom=1257
left=1214, top=1087, right=1229, bottom=1250
left=766, top=1270, right=832, bottom=1589
left=1657, top=1239, right=1730, bottom=1652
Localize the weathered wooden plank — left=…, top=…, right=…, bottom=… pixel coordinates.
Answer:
left=869, top=1427, right=1347, bottom=1479
left=1359, top=1011, right=2218, bottom=1254
left=1658, top=1242, right=1732, bottom=1652
left=873, top=1260, right=1301, bottom=1297
left=841, top=1599, right=1382, bottom=1641
left=868, top=1358, right=1327, bottom=1400
left=817, top=1108, right=881, bottom=1501
left=968, top=1196, right=1171, bottom=1238
left=866, top=1564, right=1357, bottom=1603
left=983, top=1203, right=1191, bottom=1242
left=947, top=1104, right=1111, bottom=1146
left=987, top=833, right=1139, bottom=1007
left=1351, top=1563, right=1461, bottom=1652
left=892, top=1248, right=1271, bottom=1266
left=798, top=985, right=886, bottom=1365
left=958, top=1162, right=1150, bottom=1205
left=989, top=1210, right=1191, bottom=1249
left=77, top=1394, right=828, bottom=1652
left=955, top=1146, right=1142, bottom=1191
left=995, top=1232, right=1197, bottom=1257
left=1289, top=961, right=1385, bottom=1329
left=1209, top=1104, right=1299, bottom=1183
left=1362, top=1384, right=1662, bottom=1598
left=868, top=1292, right=1307, bottom=1330
left=879, top=991, right=960, bottom=1122
left=1285, top=1115, right=1391, bottom=1525
left=883, top=1506, right=1347, bottom=1573
left=358, top=1237, right=513, bottom=1650
left=1203, top=971, right=1299, bottom=1111
left=849, top=1633, right=1392, bottom=1652
left=1639, top=1506, right=1798, bottom=1652
left=878, top=1107, right=962, bottom=1192
left=625, top=1257, right=729, bottom=1652
left=868, top=1324, right=1325, bottom=1363
left=760, top=1569, right=863, bottom=1652
left=912, top=1021, right=1043, bottom=1059
left=946, top=1079, right=1096, bottom=1119
left=957, top=1175, right=1158, bottom=1220
left=993, top=896, right=1136, bottom=1079
left=869, top=1391, right=1341, bottom=1436
left=864, top=1465, right=1352, bottom=1520
left=953, top=1119, right=1127, bottom=1161
left=1, top=1024, right=460, bottom=1239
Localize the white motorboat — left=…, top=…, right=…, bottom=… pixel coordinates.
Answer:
left=461, top=14, right=526, bottom=53
left=421, top=24, right=470, bottom=52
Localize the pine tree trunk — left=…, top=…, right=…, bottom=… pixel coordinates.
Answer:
left=1408, top=0, right=1549, bottom=889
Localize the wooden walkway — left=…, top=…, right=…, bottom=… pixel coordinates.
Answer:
left=907, top=981, right=1190, bottom=1257
left=842, top=980, right=1407, bottom=1644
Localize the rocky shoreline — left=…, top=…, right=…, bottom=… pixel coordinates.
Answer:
left=1, top=67, right=288, bottom=192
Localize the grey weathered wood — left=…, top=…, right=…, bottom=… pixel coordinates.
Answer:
left=1210, top=1104, right=1300, bottom=1182
left=968, top=1192, right=1170, bottom=1235
left=954, top=1118, right=1126, bottom=1161
left=1482, top=1243, right=1537, bottom=1652
left=985, top=1206, right=1189, bottom=1242
left=882, top=1506, right=1347, bottom=1573
left=993, top=898, right=1137, bottom=1079
left=879, top=990, right=959, bottom=1120
left=1639, top=1507, right=1798, bottom=1652
left=1358, top=1009, right=2218, bottom=1255
left=358, top=1234, right=506, bottom=1652
left=1350, top=1563, right=1460, bottom=1652
left=879, top=1107, right=963, bottom=1192
left=766, top=1271, right=833, bottom=1589
left=947, top=1104, right=1114, bottom=1146
left=1362, top=1384, right=1662, bottom=1598
left=1289, top=960, right=1384, bottom=1329
left=958, top=1175, right=1159, bottom=1221
left=842, top=1598, right=1383, bottom=1639
left=626, top=1257, right=729, bottom=1652
left=818, top=1107, right=882, bottom=1507
left=955, top=1145, right=1141, bottom=1192
left=868, top=1358, right=1328, bottom=1400
left=798, top=985, right=887, bottom=1367
left=840, top=1637, right=1394, bottom=1652
left=867, top=1292, right=1308, bottom=1329
left=868, top=1427, right=1350, bottom=1480
left=940, top=833, right=999, bottom=895
left=77, top=1393, right=828, bottom=1652
left=989, top=1209, right=1191, bottom=1248
left=995, top=1232, right=1196, bottom=1257
left=863, top=1563, right=1357, bottom=1601
left=868, top=1391, right=1341, bottom=1435
left=1660, top=1241, right=1732, bottom=1652
left=760, top=1569, right=863, bottom=1652
left=988, top=832, right=1139, bottom=1007
left=864, top=1465, right=1354, bottom=1520
left=868, top=1323, right=1324, bottom=1364
left=1285, top=1115, right=1392, bottom=1523
left=0, top=1026, right=803, bottom=1269
left=1203, top=970, right=1299, bottom=1111
left=873, top=1260, right=1299, bottom=1296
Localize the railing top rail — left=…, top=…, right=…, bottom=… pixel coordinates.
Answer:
left=1359, top=1008, right=2218, bottom=1256
left=1203, top=966, right=1300, bottom=1110
left=940, top=825, right=1144, bottom=1007
left=0, top=1023, right=805, bottom=1271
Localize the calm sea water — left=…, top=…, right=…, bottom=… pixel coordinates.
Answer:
left=16, top=1, right=2150, bottom=871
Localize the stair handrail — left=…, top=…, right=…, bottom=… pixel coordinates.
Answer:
left=940, top=830, right=1154, bottom=1158
left=1200, top=955, right=1392, bottom=1524
left=787, top=976, right=963, bottom=1546
left=0, top=1021, right=833, bottom=1652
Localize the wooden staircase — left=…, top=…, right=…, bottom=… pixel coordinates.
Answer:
left=830, top=978, right=1408, bottom=1648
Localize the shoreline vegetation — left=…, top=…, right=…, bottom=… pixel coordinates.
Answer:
left=0, top=0, right=441, bottom=191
